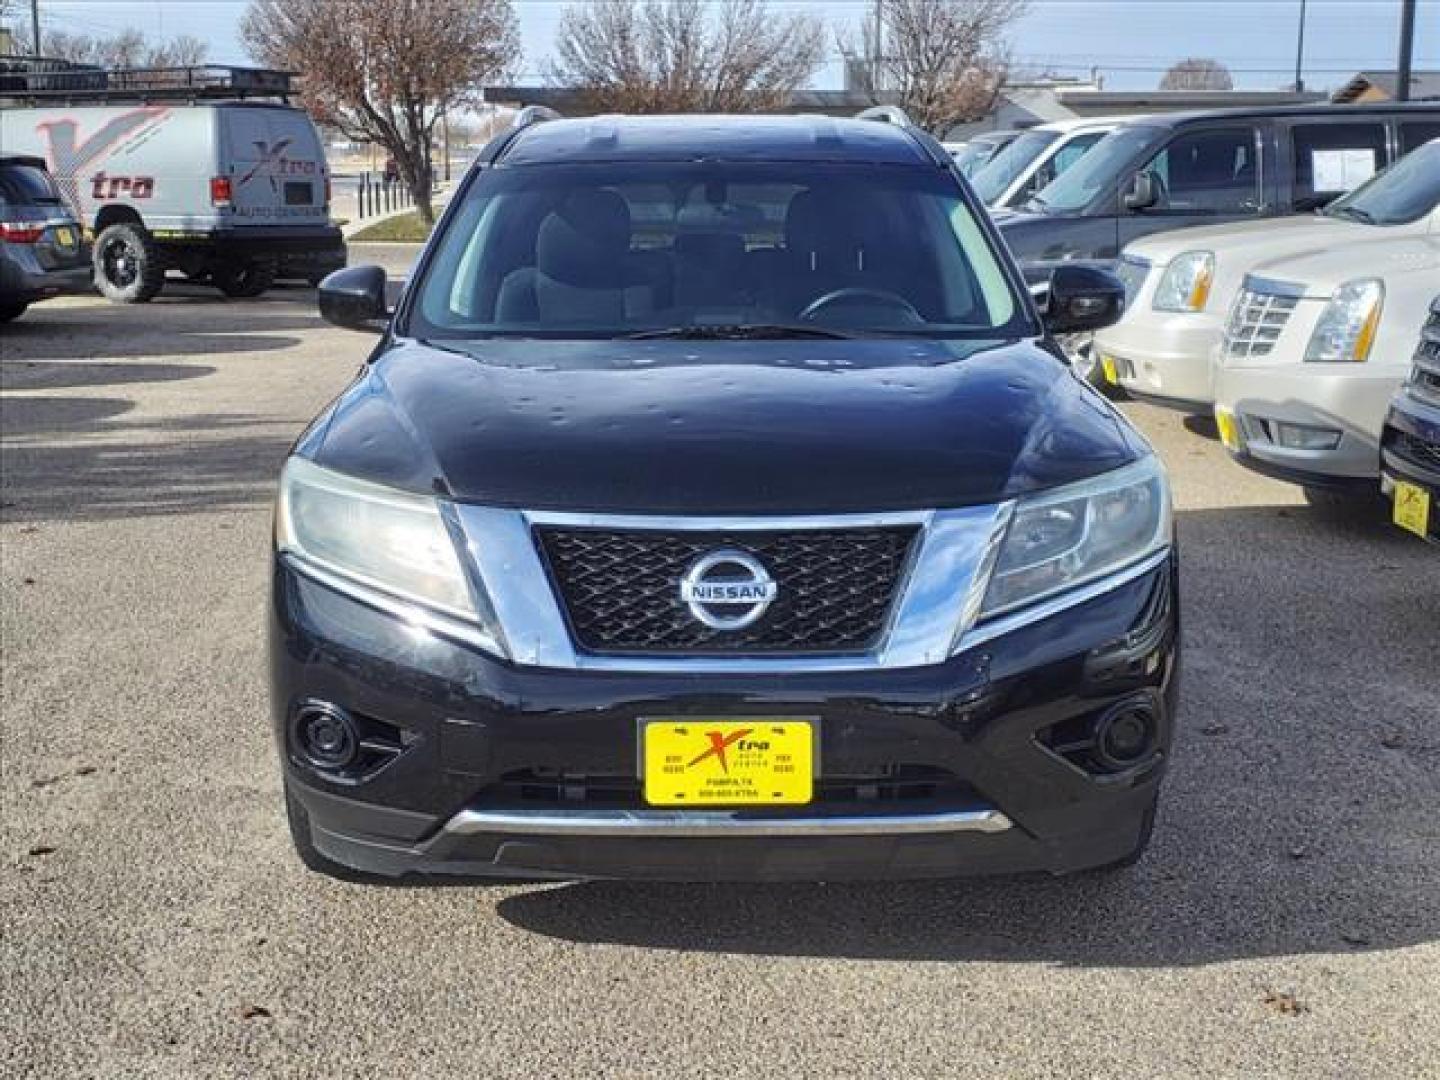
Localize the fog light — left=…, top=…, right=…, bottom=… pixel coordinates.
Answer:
left=1095, top=700, right=1158, bottom=771
left=1274, top=422, right=1342, bottom=451
left=294, top=702, right=358, bottom=770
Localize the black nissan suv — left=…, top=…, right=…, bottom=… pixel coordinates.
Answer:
left=274, top=109, right=1179, bottom=882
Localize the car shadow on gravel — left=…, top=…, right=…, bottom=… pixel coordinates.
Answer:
left=1, top=410, right=298, bottom=521
left=1, top=360, right=216, bottom=392
left=497, top=504, right=1438, bottom=967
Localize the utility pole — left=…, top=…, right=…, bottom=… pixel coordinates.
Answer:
left=30, top=0, right=41, bottom=56
left=871, top=0, right=883, bottom=95
left=1396, top=0, right=1417, bottom=101
left=1293, top=0, right=1307, bottom=93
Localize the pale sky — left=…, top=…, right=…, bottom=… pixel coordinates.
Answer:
left=9, top=0, right=1440, bottom=93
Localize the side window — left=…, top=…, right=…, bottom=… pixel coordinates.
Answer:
left=1290, top=122, right=1387, bottom=209
left=1027, top=131, right=1106, bottom=194
left=1138, top=127, right=1261, bottom=215
left=1401, top=121, right=1440, bottom=155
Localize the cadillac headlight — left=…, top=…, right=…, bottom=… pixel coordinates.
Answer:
left=981, top=456, right=1172, bottom=618
left=1152, top=251, right=1215, bottom=312
left=1305, top=279, right=1383, bottom=363
left=277, top=457, right=504, bottom=653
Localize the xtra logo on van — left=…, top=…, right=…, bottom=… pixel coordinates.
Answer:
left=239, top=140, right=319, bottom=192
left=34, top=106, right=171, bottom=218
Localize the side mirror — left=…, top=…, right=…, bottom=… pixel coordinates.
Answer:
left=318, top=265, right=390, bottom=333
left=1123, top=171, right=1159, bottom=212
left=1044, top=264, right=1126, bottom=335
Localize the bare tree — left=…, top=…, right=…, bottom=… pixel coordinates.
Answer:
left=552, top=0, right=826, bottom=113
left=10, top=23, right=209, bottom=67
left=841, top=0, right=1028, bottom=136
left=1159, top=58, right=1234, bottom=91
left=242, top=0, right=519, bottom=224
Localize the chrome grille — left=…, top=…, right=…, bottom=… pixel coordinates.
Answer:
left=1410, top=297, right=1440, bottom=405
left=1222, top=285, right=1301, bottom=361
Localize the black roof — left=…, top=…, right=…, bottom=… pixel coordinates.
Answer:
left=1111, top=100, right=1440, bottom=129
left=496, top=114, right=936, bottom=166
left=0, top=154, right=48, bottom=169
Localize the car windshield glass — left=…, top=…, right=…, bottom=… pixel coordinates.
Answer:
left=409, top=161, right=1027, bottom=341
left=0, top=164, right=64, bottom=205
left=952, top=140, right=1003, bottom=176
left=970, top=130, right=1060, bottom=203
left=1029, top=126, right=1162, bottom=212
left=1324, top=140, right=1440, bottom=226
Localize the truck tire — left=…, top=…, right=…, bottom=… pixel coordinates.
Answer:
left=213, top=258, right=276, bottom=299
left=0, top=302, right=28, bottom=324
left=93, top=223, right=166, bottom=304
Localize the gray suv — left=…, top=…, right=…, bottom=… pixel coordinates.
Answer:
left=0, top=154, right=90, bottom=324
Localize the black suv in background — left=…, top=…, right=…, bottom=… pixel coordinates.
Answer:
left=996, top=103, right=1440, bottom=382
left=999, top=103, right=1440, bottom=282
left=0, top=154, right=90, bottom=323
left=275, top=110, right=1178, bottom=883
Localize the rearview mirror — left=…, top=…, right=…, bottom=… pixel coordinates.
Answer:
left=1044, top=264, right=1126, bottom=335
left=318, top=265, right=390, bottom=333
left=1123, top=172, right=1159, bottom=212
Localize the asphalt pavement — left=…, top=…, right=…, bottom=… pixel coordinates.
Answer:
left=3, top=253, right=1437, bottom=1078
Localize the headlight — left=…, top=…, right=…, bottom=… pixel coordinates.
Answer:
left=1305, top=278, right=1384, bottom=363
left=980, top=456, right=1172, bottom=619
left=1152, top=251, right=1215, bottom=312
left=277, top=457, right=504, bottom=653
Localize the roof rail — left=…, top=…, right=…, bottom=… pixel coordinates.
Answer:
left=855, top=105, right=914, bottom=128
left=511, top=105, right=562, bottom=132
left=0, top=62, right=296, bottom=104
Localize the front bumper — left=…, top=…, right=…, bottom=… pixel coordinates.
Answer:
left=1095, top=313, right=1221, bottom=412
left=0, top=256, right=91, bottom=304
left=1214, top=362, right=1405, bottom=484
left=1381, top=388, right=1440, bottom=543
left=271, top=552, right=1180, bottom=882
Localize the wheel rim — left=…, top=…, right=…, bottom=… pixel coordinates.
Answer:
left=101, top=236, right=139, bottom=288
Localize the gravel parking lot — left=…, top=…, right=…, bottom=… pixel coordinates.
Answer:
left=4, top=247, right=1437, bottom=1078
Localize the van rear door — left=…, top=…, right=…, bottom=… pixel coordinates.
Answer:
left=221, top=106, right=330, bottom=228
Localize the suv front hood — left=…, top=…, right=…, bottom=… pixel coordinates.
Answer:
left=307, top=337, right=1144, bottom=515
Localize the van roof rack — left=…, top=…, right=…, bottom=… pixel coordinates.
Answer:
left=855, top=105, right=915, bottom=128
left=0, top=62, right=298, bottom=105
left=511, top=105, right=562, bottom=132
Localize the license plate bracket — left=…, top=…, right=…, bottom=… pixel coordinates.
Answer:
left=640, top=718, right=816, bottom=807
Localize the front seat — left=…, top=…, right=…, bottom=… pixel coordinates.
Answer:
left=496, top=190, right=655, bottom=324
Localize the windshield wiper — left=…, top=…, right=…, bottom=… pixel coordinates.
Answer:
left=1328, top=205, right=1376, bottom=224
left=624, top=323, right=855, bottom=341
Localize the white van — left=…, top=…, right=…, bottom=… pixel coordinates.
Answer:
left=0, top=64, right=345, bottom=302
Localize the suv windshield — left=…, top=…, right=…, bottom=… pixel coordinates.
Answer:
left=971, top=130, right=1059, bottom=203
left=411, top=162, right=1026, bottom=340
left=1324, top=140, right=1440, bottom=226
left=1028, top=126, right=1163, bottom=213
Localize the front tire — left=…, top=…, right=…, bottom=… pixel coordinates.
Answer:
left=0, top=302, right=28, bottom=324
left=212, top=258, right=276, bottom=299
left=93, top=222, right=166, bottom=303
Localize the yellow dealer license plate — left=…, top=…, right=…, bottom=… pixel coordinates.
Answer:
left=1100, top=355, right=1119, bottom=385
left=642, top=719, right=814, bottom=806
left=1393, top=480, right=1432, bottom=539
left=53, top=226, right=76, bottom=248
